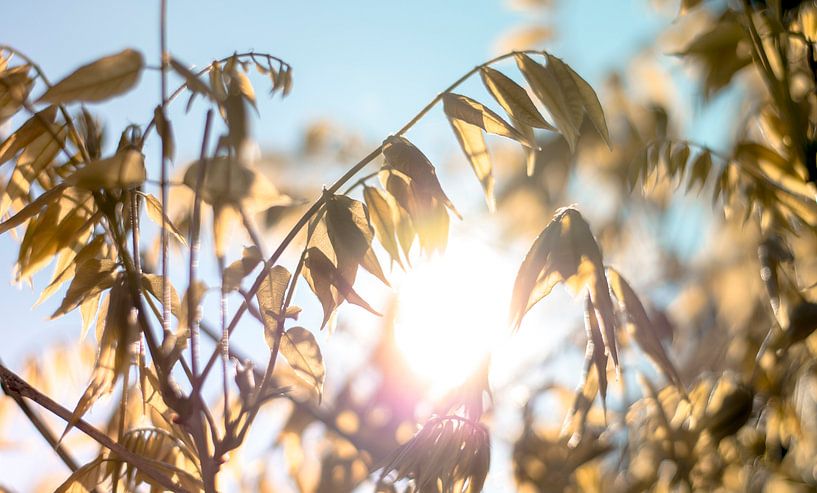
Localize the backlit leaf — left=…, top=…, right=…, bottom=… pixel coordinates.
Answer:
left=141, top=192, right=187, bottom=246
left=67, top=149, right=146, bottom=190
left=39, top=49, right=144, bottom=104
left=52, top=258, right=118, bottom=319
left=0, top=105, right=58, bottom=165
left=480, top=66, right=554, bottom=129
left=223, top=245, right=263, bottom=292
left=256, top=264, right=291, bottom=347
left=447, top=118, right=495, bottom=211
left=510, top=206, right=620, bottom=368
left=442, top=92, right=534, bottom=147
left=363, top=185, right=404, bottom=269
left=280, top=326, right=325, bottom=398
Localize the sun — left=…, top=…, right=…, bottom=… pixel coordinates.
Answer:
left=391, top=235, right=513, bottom=397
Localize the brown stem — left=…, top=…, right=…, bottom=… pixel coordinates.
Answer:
left=0, top=363, right=184, bottom=492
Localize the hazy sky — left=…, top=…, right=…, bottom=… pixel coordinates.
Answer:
left=0, top=1, right=722, bottom=489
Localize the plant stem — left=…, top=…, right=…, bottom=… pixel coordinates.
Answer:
left=159, top=0, right=172, bottom=342
left=0, top=363, right=184, bottom=492
left=196, top=49, right=544, bottom=386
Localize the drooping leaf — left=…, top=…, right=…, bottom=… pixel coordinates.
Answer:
left=442, top=92, right=534, bottom=147
left=447, top=118, right=495, bottom=211
left=67, top=149, right=146, bottom=190
left=153, top=105, right=176, bottom=162
left=141, top=273, right=181, bottom=317
left=0, top=105, right=59, bottom=165
left=479, top=66, right=554, bottom=130
left=509, top=206, right=620, bottom=368
left=256, top=264, right=292, bottom=347
left=0, top=64, right=34, bottom=123
left=182, top=157, right=293, bottom=210
left=36, top=234, right=107, bottom=307
left=363, top=185, right=404, bottom=269
left=54, top=456, right=108, bottom=493
left=280, top=326, right=325, bottom=399
left=515, top=53, right=582, bottom=151
left=52, top=258, right=118, bottom=319
left=323, top=192, right=388, bottom=285
left=169, top=58, right=214, bottom=99
left=39, top=49, right=144, bottom=104
left=223, top=245, right=263, bottom=292
left=607, top=268, right=684, bottom=390
left=140, top=192, right=187, bottom=246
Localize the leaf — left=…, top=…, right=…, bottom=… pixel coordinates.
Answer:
left=607, top=268, right=684, bottom=390
left=686, top=150, right=712, bottom=192
left=223, top=245, right=263, bottom=292
left=54, top=456, right=108, bottom=493
left=280, top=326, right=325, bottom=399
left=36, top=234, right=107, bottom=307
left=544, top=53, right=610, bottom=148
left=515, top=53, right=581, bottom=151
left=182, top=157, right=293, bottom=210
left=363, top=185, right=404, bottom=269
left=256, top=265, right=292, bottom=347
left=479, top=66, right=554, bottom=130
left=0, top=125, right=67, bottom=217
left=52, top=258, right=118, bottom=319
left=582, top=295, right=608, bottom=413
left=140, top=192, right=187, bottom=246
left=382, top=136, right=460, bottom=219
left=447, top=118, right=495, bottom=211
left=38, top=49, right=144, bottom=104
left=141, top=273, right=181, bottom=317
left=509, top=206, right=620, bottom=368
left=153, top=105, right=175, bottom=162
left=67, top=149, right=146, bottom=190
left=169, top=58, right=214, bottom=98
left=0, top=105, right=59, bottom=165
left=442, top=92, right=534, bottom=147
left=324, top=193, right=388, bottom=285
left=0, top=64, right=34, bottom=123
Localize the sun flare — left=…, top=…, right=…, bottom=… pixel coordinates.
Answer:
left=392, top=237, right=513, bottom=396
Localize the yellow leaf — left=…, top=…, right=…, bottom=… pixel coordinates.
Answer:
left=51, top=258, right=118, bottom=319
left=442, top=92, right=534, bottom=147
left=545, top=53, right=610, bottom=147
left=447, top=118, right=495, bottom=211
left=223, top=245, right=263, bottom=292
left=140, top=192, right=188, bottom=246
left=324, top=193, right=388, bottom=285
left=256, top=264, right=292, bottom=347
left=280, top=326, right=325, bottom=398
left=38, top=49, right=144, bottom=104
left=510, top=206, right=620, bottom=368
left=363, top=185, right=404, bottom=269
left=169, top=58, right=214, bottom=98
left=0, top=105, right=58, bottom=165
left=0, top=65, right=34, bottom=123
left=480, top=66, right=553, bottom=130
left=67, top=149, right=146, bottom=190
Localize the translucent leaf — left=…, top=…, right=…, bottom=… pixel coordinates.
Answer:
left=51, top=258, right=118, bottom=319
left=0, top=105, right=58, bottom=165
left=442, top=92, right=534, bottom=147
left=545, top=53, right=610, bottom=147
left=607, top=268, right=683, bottom=390
left=141, top=192, right=187, bottom=246
left=0, top=64, right=34, bottom=123
left=67, top=149, right=146, bottom=190
left=38, top=49, right=144, bottom=104
left=223, top=245, right=263, bottom=292
left=363, top=185, right=404, bottom=269
left=54, top=456, right=108, bottom=493
left=280, top=326, right=325, bottom=399
left=324, top=193, right=388, bottom=285
left=479, top=66, right=553, bottom=130
left=447, top=118, right=495, bottom=211
left=509, top=206, right=620, bottom=368
left=256, top=264, right=291, bottom=347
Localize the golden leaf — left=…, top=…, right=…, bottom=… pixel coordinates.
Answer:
left=324, top=192, right=388, bottom=285
left=36, top=234, right=107, bottom=307
left=182, top=157, right=293, bottom=210
left=141, top=273, right=181, bottom=317
left=509, top=206, right=620, bottom=368
left=54, top=456, right=108, bottom=493
left=38, top=49, right=144, bottom=104
left=51, top=258, right=118, bottom=319
left=256, top=264, right=292, bottom=347
left=607, top=268, right=684, bottom=390
left=223, top=245, right=263, bottom=292
left=169, top=58, right=214, bottom=98
left=363, top=185, right=404, bottom=269
left=0, top=64, right=34, bottom=123
left=442, top=92, right=534, bottom=147
left=480, top=66, right=553, bottom=130
left=280, top=326, right=325, bottom=398
left=0, top=105, right=58, bottom=165
left=140, top=192, right=187, bottom=246
left=67, top=149, right=146, bottom=190
left=447, top=118, right=495, bottom=211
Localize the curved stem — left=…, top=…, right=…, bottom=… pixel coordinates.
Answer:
left=196, top=48, right=545, bottom=389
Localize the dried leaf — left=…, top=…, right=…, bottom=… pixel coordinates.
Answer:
left=607, top=268, right=683, bottom=390
left=545, top=53, right=610, bottom=147
left=256, top=264, right=292, bottom=347
left=39, top=49, right=144, bottom=104
left=140, top=192, right=187, bottom=246
left=0, top=64, right=34, bottom=123
left=223, top=245, right=263, bottom=292
left=67, top=149, right=146, bottom=190
left=442, top=92, right=534, bottom=147
left=447, top=118, right=495, bottom=211
left=509, top=206, right=619, bottom=368
left=280, top=326, right=325, bottom=398
left=52, top=258, right=118, bottom=319
left=480, top=66, right=554, bottom=130
left=0, top=105, right=59, bottom=165
left=363, top=185, right=404, bottom=269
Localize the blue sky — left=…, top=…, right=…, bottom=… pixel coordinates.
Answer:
left=0, top=1, right=731, bottom=489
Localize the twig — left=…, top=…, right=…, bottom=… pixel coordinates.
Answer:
left=0, top=363, right=184, bottom=492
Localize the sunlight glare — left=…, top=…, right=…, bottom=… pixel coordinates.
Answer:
left=393, top=237, right=512, bottom=397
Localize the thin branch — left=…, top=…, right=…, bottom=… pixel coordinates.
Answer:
left=196, top=49, right=546, bottom=385
left=0, top=363, right=184, bottom=492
